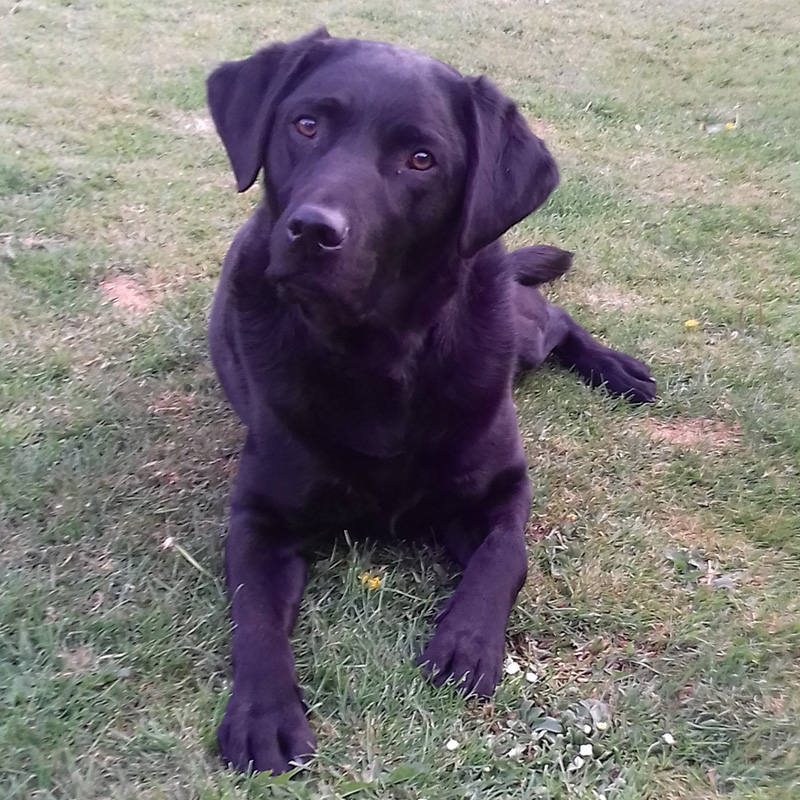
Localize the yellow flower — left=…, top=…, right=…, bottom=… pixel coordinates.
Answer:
left=359, top=572, right=382, bottom=590
left=725, top=122, right=736, bottom=130
left=684, top=319, right=700, bottom=329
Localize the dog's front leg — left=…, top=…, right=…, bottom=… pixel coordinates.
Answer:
left=418, top=461, right=531, bottom=698
left=217, top=490, right=315, bottom=774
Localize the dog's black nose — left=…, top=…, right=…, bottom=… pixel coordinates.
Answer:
left=286, top=206, right=348, bottom=250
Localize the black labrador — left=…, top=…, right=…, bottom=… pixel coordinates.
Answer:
left=206, top=28, right=655, bottom=774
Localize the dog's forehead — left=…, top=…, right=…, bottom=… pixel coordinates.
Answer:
left=293, top=39, right=464, bottom=121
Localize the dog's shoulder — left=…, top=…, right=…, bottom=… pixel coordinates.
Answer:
left=422, top=243, right=517, bottom=392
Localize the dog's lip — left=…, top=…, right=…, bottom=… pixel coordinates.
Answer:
left=266, top=269, right=368, bottom=327
left=266, top=267, right=309, bottom=283
left=266, top=270, right=327, bottom=302
left=318, top=240, right=344, bottom=252
left=264, top=261, right=315, bottom=285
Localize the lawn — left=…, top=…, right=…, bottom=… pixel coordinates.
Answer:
left=1, top=0, right=799, bottom=798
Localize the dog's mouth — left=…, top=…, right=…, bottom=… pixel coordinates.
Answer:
left=267, top=269, right=367, bottom=330
left=268, top=271, right=325, bottom=303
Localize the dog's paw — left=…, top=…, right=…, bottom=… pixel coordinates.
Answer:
left=217, top=683, right=315, bottom=774
left=416, top=609, right=505, bottom=698
left=580, top=346, right=656, bottom=404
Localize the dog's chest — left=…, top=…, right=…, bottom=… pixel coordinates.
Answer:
left=288, top=357, right=431, bottom=460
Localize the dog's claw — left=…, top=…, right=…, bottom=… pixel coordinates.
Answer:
left=217, top=686, right=315, bottom=775
left=576, top=346, right=657, bottom=404
left=417, top=608, right=505, bottom=698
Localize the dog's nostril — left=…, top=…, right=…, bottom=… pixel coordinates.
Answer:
left=318, top=225, right=344, bottom=249
left=287, top=219, right=304, bottom=242
left=286, top=206, right=348, bottom=250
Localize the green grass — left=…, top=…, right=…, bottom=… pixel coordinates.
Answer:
left=2, top=0, right=799, bottom=797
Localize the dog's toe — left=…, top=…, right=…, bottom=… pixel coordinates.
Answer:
left=218, top=685, right=315, bottom=774
left=582, top=348, right=657, bottom=404
left=615, top=356, right=657, bottom=404
left=417, top=612, right=505, bottom=699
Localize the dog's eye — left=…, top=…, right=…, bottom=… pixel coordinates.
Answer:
left=294, top=117, right=317, bottom=138
left=408, top=151, right=434, bottom=171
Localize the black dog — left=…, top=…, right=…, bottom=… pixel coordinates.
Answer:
left=206, top=28, right=655, bottom=774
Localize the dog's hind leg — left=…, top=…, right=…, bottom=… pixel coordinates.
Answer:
left=514, top=283, right=657, bottom=403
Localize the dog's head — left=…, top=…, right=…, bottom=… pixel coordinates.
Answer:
left=208, top=29, right=558, bottom=325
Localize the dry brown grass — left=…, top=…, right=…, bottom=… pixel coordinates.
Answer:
left=643, top=418, right=741, bottom=449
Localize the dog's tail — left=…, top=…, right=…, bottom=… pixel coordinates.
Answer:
left=508, top=245, right=573, bottom=287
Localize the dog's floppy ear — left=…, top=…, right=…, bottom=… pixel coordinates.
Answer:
left=459, top=77, right=559, bottom=258
left=206, top=27, right=331, bottom=192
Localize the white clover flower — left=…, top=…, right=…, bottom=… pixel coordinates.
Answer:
left=504, top=657, right=521, bottom=675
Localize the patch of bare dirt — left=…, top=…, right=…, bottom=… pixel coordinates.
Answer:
left=627, top=150, right=778, bottom=211
left=0, top=232, right=70, bottom=256
left=526, top=116, right=557, bottom=142
left=20, top=234, right=70, bottom=251
left=656, top=510, right=753, bottom=569
left=171, top=111, right=215, bottom=136
left=100, top=275, right=154, bottom=316
left=583, top=284, right=645, bottom=311
left=660, top=511, right=712, bottom=546
left=644, top=418, right=740, bottom=448
left=628, top=152, right=717, bottom=201
left=59, top=646, right=97, bottom=676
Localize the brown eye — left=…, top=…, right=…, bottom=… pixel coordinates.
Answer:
left=294, top=117, right=317, bottom=138
left=408, top=150, right=434, bottom=171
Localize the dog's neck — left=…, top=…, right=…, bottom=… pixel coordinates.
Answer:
left=317, top=250, right=467, bottom=373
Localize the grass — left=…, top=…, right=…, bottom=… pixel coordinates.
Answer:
left=1, top=0, right=799, bottom=797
